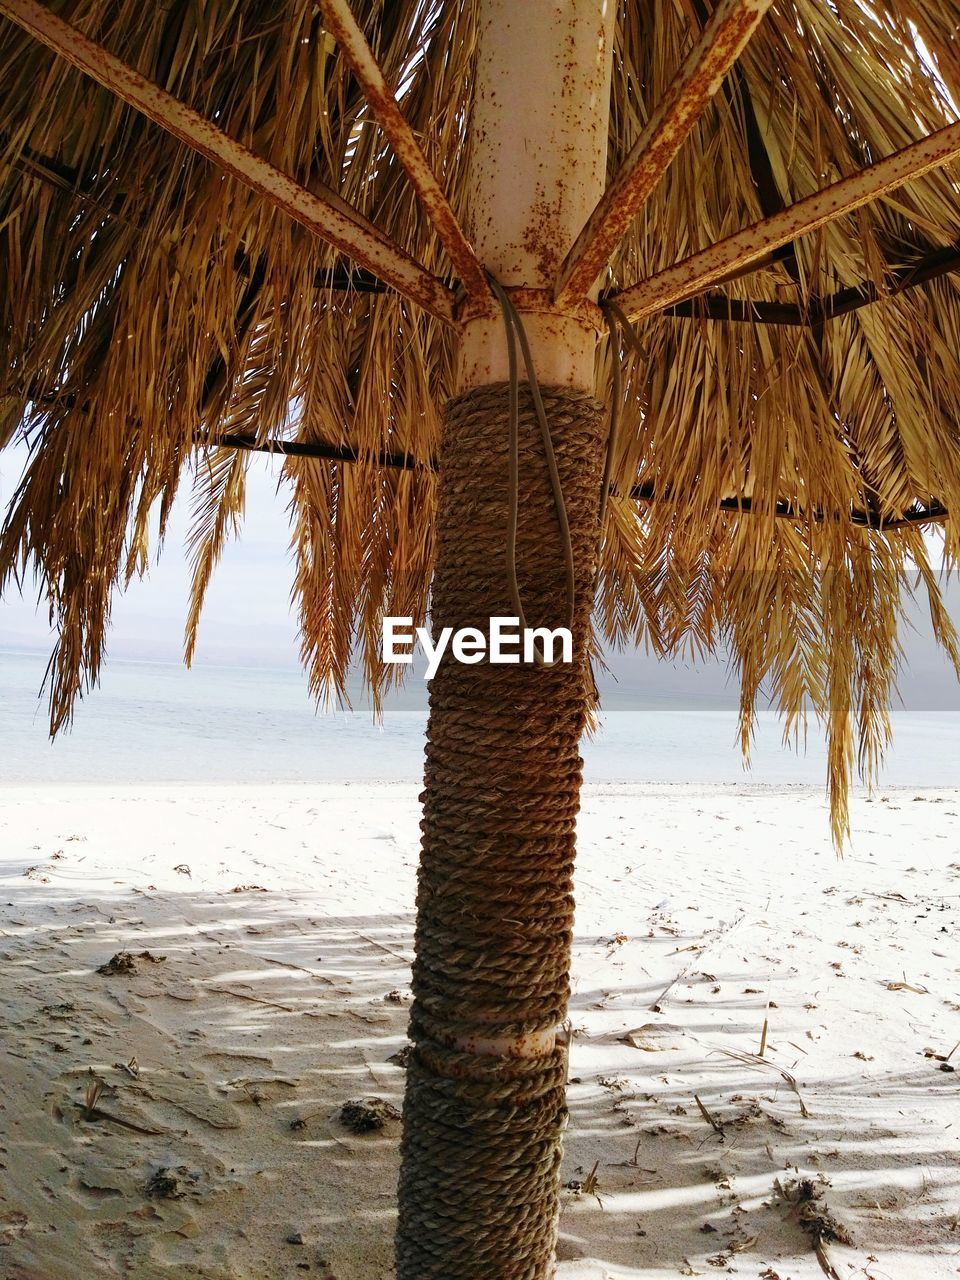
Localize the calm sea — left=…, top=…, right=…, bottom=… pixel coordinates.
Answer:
left=1, top=648, right=957, bottom=788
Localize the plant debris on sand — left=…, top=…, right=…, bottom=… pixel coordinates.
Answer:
left=338, top=1099, right=401, bottom=1134
left=144, top=1168, right=182, bottom=1200
left=776, top=1175, right=854, bottom=1278
left=776, top=1175, right=854, bottom=1247
left=97, top=950, right=166, bottom=976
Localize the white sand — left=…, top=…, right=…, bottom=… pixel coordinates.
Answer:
left=1, top=782, right=958, bottom=1279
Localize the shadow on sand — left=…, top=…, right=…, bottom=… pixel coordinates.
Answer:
left=1, top=871, right=958, bottom=1279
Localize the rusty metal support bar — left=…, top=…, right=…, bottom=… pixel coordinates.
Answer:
left=662, top=294, right=807, bottom=324
left=205, top=432, right=949, bottom=530
left=12, top=126, right=957, bottom=329
left=317, top=0, right=491, bottom=307
left=612, top=120, right=960, bottom=321
left=850, top=504, right=950, bottom=530
left=209, top=432, right=430, bottom=471
left=554, top=0, right=772, bottom=305
left=813, top=242, right=960, bottom=323
left=0, top=0, right=457, bottom=325
left=660, top=240, right=960, bottom=323
left=635, top=488, right=950, bottom=530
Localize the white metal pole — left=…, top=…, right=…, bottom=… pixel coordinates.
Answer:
left=400, top=9, right=618, bottom=1276
left=450, top=0, right=617, bottom=1066
left=459, top=0, right=617, bottom=393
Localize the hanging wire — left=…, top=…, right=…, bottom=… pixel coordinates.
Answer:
left=603, top=297, right=649, bottom=362
left=481, top=283, right=638, bottom=671
left=487, top=275, right=576, bottom=662
left=580, top=302, right=630, bottom=714
left=597, top=302, right=625, bottom=539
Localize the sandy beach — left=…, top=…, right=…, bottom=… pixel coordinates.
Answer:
left=0, top=782, right=958, bottom=1279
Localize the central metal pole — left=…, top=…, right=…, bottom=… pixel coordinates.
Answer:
left=456, top=1, right=616, bottom=1069
left=395, top=7, right=616, bottom=1278
left=459, top=0, right=616, bottom=393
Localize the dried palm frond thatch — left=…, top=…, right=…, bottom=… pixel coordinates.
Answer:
left=1, top=0, right=959, bottom=841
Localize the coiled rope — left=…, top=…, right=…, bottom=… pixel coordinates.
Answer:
left=487, top=275, right=577, bottom=659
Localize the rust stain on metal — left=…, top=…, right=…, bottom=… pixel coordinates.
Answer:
left=521, top=192, right=565, bottom=284
left=318, top=0, right=491, bottom=308
left=554, top=0, right=773, bottom=305
left=458, top=285, right=603, bottom=332
left=612, top=118, right=960, bottom=321
left=1, top=0, right=457, bottom=325
left=446, top=1027, right=558, bottom=1062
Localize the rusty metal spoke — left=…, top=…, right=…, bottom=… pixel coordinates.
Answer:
left=318, top=0, right=490, bottom=306
left=612, top=121, right=960, bottom=321
left=0, top=0, right=457, bottom=324
left=553, top=0, right=772, bottom=305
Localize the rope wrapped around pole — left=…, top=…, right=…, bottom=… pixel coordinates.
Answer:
left=396, top=382, right=605, bottom=1278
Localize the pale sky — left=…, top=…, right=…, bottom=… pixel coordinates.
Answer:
left=1, top=444, right=959, bottom=710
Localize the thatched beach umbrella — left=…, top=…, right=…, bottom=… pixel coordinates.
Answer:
left=2, top=0, right=959, bottom=1273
